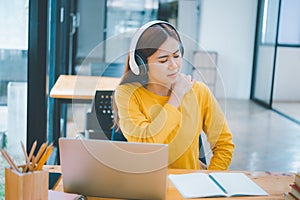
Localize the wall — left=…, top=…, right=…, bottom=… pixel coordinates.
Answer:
left=198, top=0, right=258, bottom=99
left=177, top=0, right=199, bottom=75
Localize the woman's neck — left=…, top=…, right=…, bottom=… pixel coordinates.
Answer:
left=146, top=83, right=172, bottom=96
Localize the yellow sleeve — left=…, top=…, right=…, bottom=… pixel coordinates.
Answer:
left=114, top=84, right=181, bottom=143
left=199, top=83, right=235, bottom=170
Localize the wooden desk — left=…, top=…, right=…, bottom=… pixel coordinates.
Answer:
left=50, top=75, right=120, bottom=100
left=49, top=75, right=121, bottom=160
left=48, top=166, right=294, bottom=200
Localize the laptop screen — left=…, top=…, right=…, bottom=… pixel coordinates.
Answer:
left=59, top=138, right=168, bottom=199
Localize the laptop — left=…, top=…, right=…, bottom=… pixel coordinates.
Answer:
left=59, top=138, right=168, bottom=200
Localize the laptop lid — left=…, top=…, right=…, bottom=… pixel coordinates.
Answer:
left=59, top=138, right=168, bottom=200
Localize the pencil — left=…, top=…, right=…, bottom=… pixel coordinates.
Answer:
left=28, top=140, right=37, bottom=163
left=0, top=149, right=20, bottom=173
left=35, top=142, right=47, bottom=164
left=36, top=145, right=53, bottom=170
left=29, top=155, right=36, bottom=172
left=20, top=141, right=30, bottom=172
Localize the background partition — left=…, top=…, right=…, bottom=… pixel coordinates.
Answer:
left=251, top=0, right=300, bottom=125
left=251, top=0, right=280, bottom=107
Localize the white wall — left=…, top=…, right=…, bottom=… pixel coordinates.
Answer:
left=177, top=0, right=199, bottom=75
left=199, top=0, right=258, bottom=99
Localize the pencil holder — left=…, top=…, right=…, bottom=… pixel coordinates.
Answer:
left=5, top=167, right=49, bottom=200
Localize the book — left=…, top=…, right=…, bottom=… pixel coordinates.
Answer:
left=284, top=192, right=299, bottom=200
left=295, top=173, right=300, bottom=188
left=168, top=172, right=268, bottom=198
left=290, top=184, right=300, bottom=200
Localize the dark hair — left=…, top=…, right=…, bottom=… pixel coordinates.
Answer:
left=113, top=22, right=184, bottom=130
left=121, top=23, right=184, bottom=85
left=135, top=23, right=184, bottom=70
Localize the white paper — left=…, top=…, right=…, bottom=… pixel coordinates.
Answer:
left=209, top=172, right=268, bottom=196
left=168, top=173, right=226, bottom=198
left=168, top=172, right=268, bottom=198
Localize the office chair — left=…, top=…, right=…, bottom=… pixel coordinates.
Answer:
left=199, top=133, right=207, bottom=165
left=85, top=90, right=206, bottom=165
left=84, top=90, right=126, bottom=141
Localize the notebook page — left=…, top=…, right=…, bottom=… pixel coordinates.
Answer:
left=209, top=172, right=268, bottom=196
left=168, top=173, right=226, bottom=198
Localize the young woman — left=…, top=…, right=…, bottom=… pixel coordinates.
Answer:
left=113, top=20, right=234, bottom=170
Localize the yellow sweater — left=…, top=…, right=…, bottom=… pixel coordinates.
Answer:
left=114, top=82, right=234, bottom=170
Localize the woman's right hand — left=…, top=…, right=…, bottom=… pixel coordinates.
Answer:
left=168, top=73, right=195, bottom=108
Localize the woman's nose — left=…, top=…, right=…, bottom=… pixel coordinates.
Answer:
left=168, top=57, right=178, bottom=70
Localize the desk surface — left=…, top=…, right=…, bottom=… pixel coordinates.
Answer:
left=50, top=75, right=121, bottom=100
left=47, top=166, right=294, bottom=200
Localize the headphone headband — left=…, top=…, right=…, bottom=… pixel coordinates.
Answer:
left=129, top=20, right=178, bottom=75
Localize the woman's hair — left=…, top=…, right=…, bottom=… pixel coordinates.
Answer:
left=112, top=22, right=184, bottom=131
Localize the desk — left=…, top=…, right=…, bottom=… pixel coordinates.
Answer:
left=49, top=75, right=121, bottom=158
left=48, top=166, right=294, bottom=200
left=50, top=75, right=120, bottom=100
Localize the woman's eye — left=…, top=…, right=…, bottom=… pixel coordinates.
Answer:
left=158, top=58, right=168, bottom=63
left=174, top=54, right=180, bottom=58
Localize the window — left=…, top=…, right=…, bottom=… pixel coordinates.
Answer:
left=278, top=0, right=300, bottom=45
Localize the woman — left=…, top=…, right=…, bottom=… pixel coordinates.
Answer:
left=113, top=20, right=234, bottom=170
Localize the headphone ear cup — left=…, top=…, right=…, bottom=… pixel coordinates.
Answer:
left=179, top=43, right=184, bottom=56
left=135, top=54, right=148, bottom=76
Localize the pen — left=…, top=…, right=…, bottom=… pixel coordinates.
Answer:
left=209, top=174, right=228, bottom=194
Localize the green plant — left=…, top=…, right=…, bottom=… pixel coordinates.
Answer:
left=0, top=132, right=7, bottom=149
left=0, top=170, right=4, bottom=199
left=0, top=183, right=4, bottom=200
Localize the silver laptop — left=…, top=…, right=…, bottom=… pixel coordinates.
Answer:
left=59, top=138, right=168, bottom=200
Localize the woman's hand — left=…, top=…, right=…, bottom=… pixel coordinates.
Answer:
left=168, top=73, right=195, bottom=108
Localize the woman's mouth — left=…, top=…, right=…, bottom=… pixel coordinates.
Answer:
left=168, top=72, right=178, bottom=78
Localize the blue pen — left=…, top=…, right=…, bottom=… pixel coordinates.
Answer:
left=209, top=174, right=228, bottom=194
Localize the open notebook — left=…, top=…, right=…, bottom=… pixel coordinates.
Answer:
left=169, top=172, right=268, bottom=198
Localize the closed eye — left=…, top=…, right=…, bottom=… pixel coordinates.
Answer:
left=173, top=54, right=180, bottom=58
left=158, top=58, right=168, bottom=63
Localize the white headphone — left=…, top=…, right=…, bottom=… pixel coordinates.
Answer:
left=129, top=20, right=179, bottom=75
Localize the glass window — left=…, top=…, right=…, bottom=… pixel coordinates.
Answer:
left=0, top=0, right=29, bottom=156
left=105, top=0, right=158, bottom=62
left=278, top=0, right=300, bottom=45
left=260, top=0, right=280, bottom=44
left=0, top=0, right=29, bottom=197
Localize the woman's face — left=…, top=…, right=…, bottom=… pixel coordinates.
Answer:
left=147, top=37, right=182, bottom=88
